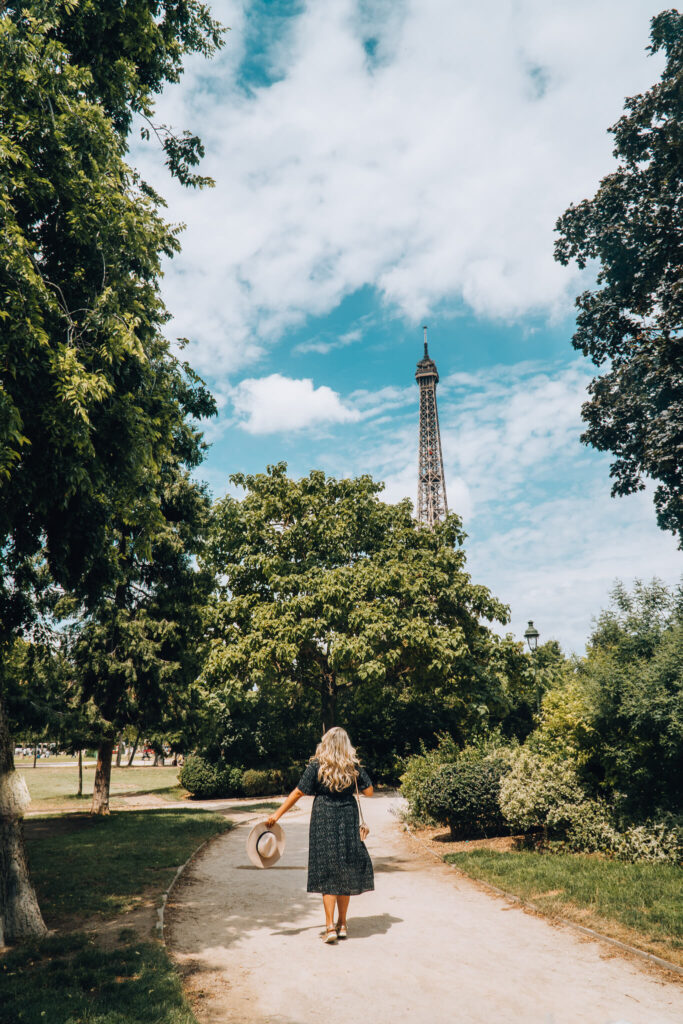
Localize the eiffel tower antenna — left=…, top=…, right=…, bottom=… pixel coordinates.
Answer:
left=415, top=326, right=448, bottom=527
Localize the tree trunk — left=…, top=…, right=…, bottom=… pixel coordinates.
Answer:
left=115, top=733, right=124, bottom=768
left=90, top=741, right=114, bottom=815
left=0, top=694, right=46, bottom=945
left=77, top=750, right=83, bottom=797
left=32, top=744, right=37, bottom=768
left=321, top=676, right=337, bottom=733
left=127, top=729, right=140, bottom=767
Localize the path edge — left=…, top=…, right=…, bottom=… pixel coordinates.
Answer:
left=158, top=822, right=234, bottom=945
left=403, top=824, right=683, bottom=980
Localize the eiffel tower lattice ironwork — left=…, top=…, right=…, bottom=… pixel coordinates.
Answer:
left=415, top=326, right=448, bottom=527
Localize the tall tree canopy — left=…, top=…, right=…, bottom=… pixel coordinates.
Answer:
left=554, top=10, right=683, bottom=545
left=200, top=464, right=527, bottom=774
left=0, top=1, right=221, bottom=942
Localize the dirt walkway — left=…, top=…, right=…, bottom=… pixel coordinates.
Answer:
left=166, top=793, right=682, bottom=1024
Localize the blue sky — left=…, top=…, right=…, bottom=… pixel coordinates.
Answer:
left=133, top=0, right=680, bottom=652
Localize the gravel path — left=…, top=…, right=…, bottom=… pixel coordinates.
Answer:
left=166, top=793, right=682, bottom=1024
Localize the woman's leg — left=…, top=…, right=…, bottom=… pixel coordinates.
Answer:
left=322, top=894, right=337, bottom=929
left=336, top=895, right=350, bottom=926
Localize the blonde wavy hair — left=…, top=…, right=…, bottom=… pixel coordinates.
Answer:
left=313, top=727, right=360, bottom=792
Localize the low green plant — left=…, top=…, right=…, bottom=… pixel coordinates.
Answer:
left=418, top=750, right=511, bottom=839
left=498, top=748, right=587, bottom=838
left=400, top=733, right=515, bottom=835
left=242, top=769, right=280, bottom=797
left=179, top=755, right=224, bottom=799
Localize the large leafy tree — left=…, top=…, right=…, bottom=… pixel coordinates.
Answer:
left=70, top=460, right=215, bottom=815
left=554, top=10, right=683, bottom=545
left=0, top=2, right=222, bottom=942
left=577, top=578, right=683, bottom=818
left=201, top=464, right=522, bottom=773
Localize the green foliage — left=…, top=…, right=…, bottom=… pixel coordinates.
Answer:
left=554, top=11, right=683, bottom=544
left=201, top=463, right=517, bottom=770
left=400, top=733, right=515, bottom=835
left=0, top=7, right=217, bottom=643
left=560, top=803, right=682, bottom=864
left=498, top=748, right=587, bottom=837
left=414, top=748, right=513, bottom=839
left=578, top=579, right=683, bottom=817
left=400, top=733, right=462, bottom=824
left=179, top=755, right=242, bottom=800
left=242, top=769, right=280, bottom=798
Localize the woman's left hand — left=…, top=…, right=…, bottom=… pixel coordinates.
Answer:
left=265, top=815, right=277, bottom=828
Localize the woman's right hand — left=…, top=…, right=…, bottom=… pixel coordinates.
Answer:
left=265, top=815, right=278, bottom=828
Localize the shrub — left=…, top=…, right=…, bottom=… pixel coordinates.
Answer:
left=242, top=769, right=280, bottom=797
left=223, top=766, right=245, bottom=797
left=400, top=734, right=461, bottom=825
left=418, top=751, right=512, bottom=839
left=179, top=757, right=244, bottom=799
left=271, top=764, right=304, bottom=792
left=498, top=748, right=587, bottom=838
left=179, top=755, right=225, bottom=799
left=400, top=734, right=514, bottom=836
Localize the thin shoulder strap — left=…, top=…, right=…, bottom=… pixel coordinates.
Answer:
left=354, top=769, right=367, bottom=827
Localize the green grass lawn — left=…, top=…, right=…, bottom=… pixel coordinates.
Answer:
left=26, top=809, right=232, bottom=924
left=0, top=809, right=232, bottom=1024
left=23, top=764, right=187, bottom=811
left=445, top=849, right=683, bottom=967
left=0, top=934, right=196, bottom=1024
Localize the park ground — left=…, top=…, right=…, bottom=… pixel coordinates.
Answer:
left=1, top=764, right=681, bottom=1024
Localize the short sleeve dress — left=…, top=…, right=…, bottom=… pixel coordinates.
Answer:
left=297, top=760, right=375, bottom=895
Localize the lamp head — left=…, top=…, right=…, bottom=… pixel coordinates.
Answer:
left=524, top=620, right=540, bottom=652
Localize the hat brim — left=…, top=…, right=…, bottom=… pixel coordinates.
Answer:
left=246, top=820, right=285, bottom=868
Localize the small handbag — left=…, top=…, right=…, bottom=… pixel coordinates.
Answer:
left=354, top=772, right=370, bottom=842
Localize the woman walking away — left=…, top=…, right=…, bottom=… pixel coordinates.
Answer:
left=265, top=727, right=374, bottom=944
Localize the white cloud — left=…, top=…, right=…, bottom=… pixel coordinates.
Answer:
left=134, top=0, right=665, bottom=375
left=231, top=373, right=361, bottom=433
left=314, top=358, right=681, bottom=652
left=293, top=328, right=363, bottom=355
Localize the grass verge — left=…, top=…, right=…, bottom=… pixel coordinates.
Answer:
left=0, top=808, right=232, bottom=1023
left=445, top=849, right=683, bottom=967
left=26, top=809, right=232, bottom=924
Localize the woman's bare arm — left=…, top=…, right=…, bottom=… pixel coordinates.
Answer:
left=265, top=787, right=304, bottom=827
left=361, top=786, right=374, bottom=796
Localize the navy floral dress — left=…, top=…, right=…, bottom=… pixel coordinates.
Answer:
left=297, top=759, right=375, bottom=895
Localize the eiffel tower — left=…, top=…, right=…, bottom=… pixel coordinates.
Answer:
left=415, top=327, right=448, bottom=526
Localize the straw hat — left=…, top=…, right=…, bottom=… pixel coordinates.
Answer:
left=246, top=821, right=286, bottom=868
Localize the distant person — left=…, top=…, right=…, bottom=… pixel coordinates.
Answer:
left=265, top=726, right=374, bottom=944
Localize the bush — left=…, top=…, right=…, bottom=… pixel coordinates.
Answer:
left=400, top=734, right=461, bottom=825
left=401, top=734, right=515, bottom=836
left=242, top=769, right=280, bottom=797
left=179, top=757, right=244, bottom=799
left=498, top=748, right=587, bottom=838
left=561, top=803, right=681, bottom=863
left=223, top=766, right=245, bottom=798
left=179, top=755, right=225, bottom=799
left=418, top=752, right=512, bottom=839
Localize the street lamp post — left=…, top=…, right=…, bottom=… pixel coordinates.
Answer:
left=524, top=620, right=541, bottom=713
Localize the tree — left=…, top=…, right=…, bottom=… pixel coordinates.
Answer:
left=577, top=578, right=683, bottom=818
left=200, top=464, right=517, bottom=771
left=0, top=3, right=221, bottom=941
left=69, top=464, right=214, bottom=815
left=554, top=10, right=683, bottom=545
